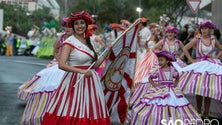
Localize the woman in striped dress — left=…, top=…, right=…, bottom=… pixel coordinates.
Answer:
left=131, top=51, right=200, bottom=125
left=152, top=25, right=186, bottom=67
left=41, top=11, right=111, bottom=125
left=19, top=17, right=73, bottom=125
left=172, top=20, right=222, bottom=119
left=130, top=23, right=159, bottom=106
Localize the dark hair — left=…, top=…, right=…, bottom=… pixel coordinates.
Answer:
left=114, top=29, right=118, bottom=39
left=158, top=56, right=171, bottom=66
left=72, top=19, right=98, bottom=63
left=214, top=28, right=221, bottom=40
left=142, top=22, right=147, bottom=27
left=86, top=37, right=98, bottom=62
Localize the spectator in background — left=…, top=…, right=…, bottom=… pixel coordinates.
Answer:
left=1, top=35, right=7, bottom=55
left=16, top=37, right=21, bottom=55
left=183, top=26, right=195, bottom=63
left=178, top=24, right=189, bottom=44
left=12, top=35, right=17, bottom=56
left=214, top=28, right=221, bottom=42
left=213, top=28, right=221, bottom=58
left=27, top=26, right=39, bottom=56
left=6, top=31, right=14, bottom=56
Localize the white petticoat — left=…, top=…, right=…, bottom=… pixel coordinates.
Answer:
left=32, top=64, right=65, bottom=93
left=172, top=59, right=222, bottom=74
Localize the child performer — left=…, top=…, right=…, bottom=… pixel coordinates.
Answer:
left=130, top=51, right=200, bottom=125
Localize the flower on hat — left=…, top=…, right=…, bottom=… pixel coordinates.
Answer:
left=110, top=23, right=124, bottom=30
left=121, top=19, right=130, bottom=26
left=155, top=50, right=176, bottom=61
left=88, top=24, right=98, bottom=30
left=199, top=20, right=215, bottom=29
left=165, top=25, right=180, bottom=34
left=68, top=11, right=94, bottom=27
left=140, top=17, right=148, bottom=23
left=160, top=14, right=170, bottom=23
left=149, top=23, right=159, bottom=29
left=61, top=17, right=70, bottom=27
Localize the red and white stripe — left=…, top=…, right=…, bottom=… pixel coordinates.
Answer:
left=101, top=24, right=139, bottom=124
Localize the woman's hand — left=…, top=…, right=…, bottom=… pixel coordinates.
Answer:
left=190, top=58, right=198, bottom=63
left=81, top=70, right=93, bottom=77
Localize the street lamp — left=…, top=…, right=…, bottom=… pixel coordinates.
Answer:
left=136, top=7, right=143, bottom=18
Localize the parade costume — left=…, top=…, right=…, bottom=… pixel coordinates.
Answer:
left=130, top=41, right=158, bottom=106
left=18, top=17, right=72, bottom=125
left=42, top=11, right=110, bottom=125
left=172, top=21, right=222, bottom=118
left=18, top=34, right=67, bottom=125
left=162, top=38, right=187, bottom=68
left=41, top=36, right=110, bottom=125
left=173, top=36, right=222, bottom=102
left=35, top=36, right=55, bottom=58
left=130, top=27, right=186, bottom=106
left=17, top=33, right=67, bottom=101
left=130, top=51, right=200, bottom=125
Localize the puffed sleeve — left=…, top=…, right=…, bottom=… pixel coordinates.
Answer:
left=149, top=67, right=159, bottom=79
left=172, top=67, right=179, bottom=78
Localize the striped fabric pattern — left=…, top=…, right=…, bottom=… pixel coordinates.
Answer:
left=131, top=103, right=199, bottom=125
left=129, top=82, right=152, bottom=106
left=178, top=71, right=222, bottom=101
left=20, top=91, right=54, bottom=125
left=134, top=49, right=158, bottom=84
left=17, top=75, right=40, bottom=101
left=42, top=70, right=110, bottom=125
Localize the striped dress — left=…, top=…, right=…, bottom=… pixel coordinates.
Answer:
left=130, top=67, right=200, bottom=125
left=41, top=36, right=110, bottom=125
left=162, top=38, right=187, bottom=68
left=129, top=38, right=186, bottom=107
left=19, top=34, right=67, bottom=125
left=17, top=34, right=66, bottom=101
left=173, top=36, right=222, bottom=101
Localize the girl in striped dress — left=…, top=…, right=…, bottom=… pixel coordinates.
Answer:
left=172, top=20, right=222, bottom=119
left=152, top=25, right=186, bottom=67
left=41, top=11, right=111, bottom=125
left=131, top=51, right=200, bottom=125
left=19, top=17, right=73, bottom=125
left=129, top=25, right=185, bottom=107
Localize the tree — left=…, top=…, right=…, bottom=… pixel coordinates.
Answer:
left=0, top=4, right=32, bottom=36
left=1, top=3, right=59, bottom=37
left=142, top=0, right=188, bottom=27
left=65, top=0, right=189, bottom=29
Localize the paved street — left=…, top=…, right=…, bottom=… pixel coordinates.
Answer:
left=0, top=56, right=51, bottom=125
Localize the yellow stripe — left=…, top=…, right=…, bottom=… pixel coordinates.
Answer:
left=37, top=93, right=47, bottom=117
left=136, top=106, right=146, bottom=124
left=209, top=75, right=215, bottom=98
left=196, top=75, right=202, bottom=94
left=175, top=108, right=179, bottom=120
left=184, top=106, right=192, bottom=120
left=163, top=107, right=167, bottom=120
left=148, top=107, right=152, bottom=125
